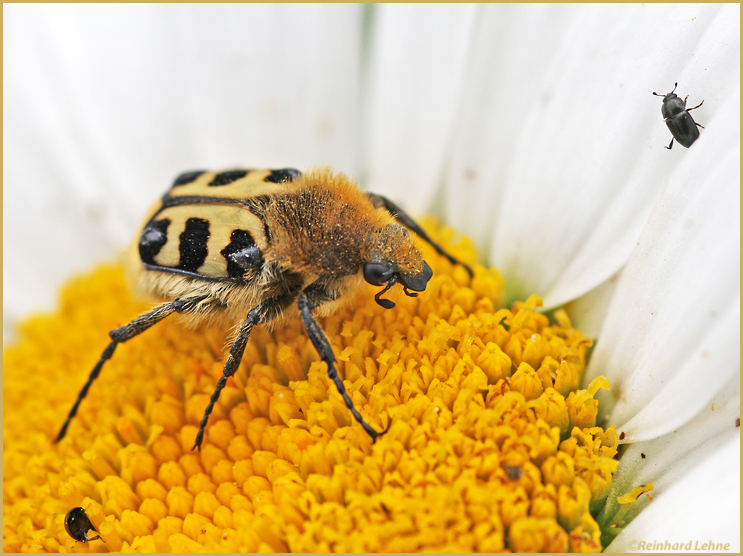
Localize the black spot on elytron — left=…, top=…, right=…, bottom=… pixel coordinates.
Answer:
left=178, top=218, right=210, bottom=272
left=65, top=507, right=100, bottom=543
left=265, top=168, right=301, bottom=183
left=221, top=229, right=263, bottom=278
left=209, top=170, right=248, bottom=186
left=172, top=170, right=206, bottom=187
left=139, top=219, right=170, bottom=265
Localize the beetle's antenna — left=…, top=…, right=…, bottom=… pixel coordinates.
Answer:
left=375, top=278, right=397, bottom=309
left=653, top=82, right=679, bottom=97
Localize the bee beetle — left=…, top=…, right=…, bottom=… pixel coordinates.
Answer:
left=64, top=507, right=101, bottom=543
left=652, top=82, right=704, bottom=149
left=56, top=167, right=473, bottom=449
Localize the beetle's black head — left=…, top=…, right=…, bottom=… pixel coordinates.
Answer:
left=653, top=83, right=684, bottom=119
left=364, top=224, right=433, bottom=309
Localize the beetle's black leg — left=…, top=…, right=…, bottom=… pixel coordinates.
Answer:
left=696, top=123, right=705, bottom=128
left=687, top=100, right=704, bottom=112
left=192, top=287, right=300, bottom=450
left=56, top=296, right=206, bottom=443
left=298, top=282, right=390, bottom=441
left=665, top=137, right=675, bottom=150
left=367, top=193, right=474, bottom=277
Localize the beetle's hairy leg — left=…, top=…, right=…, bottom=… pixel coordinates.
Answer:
left=298, top=282, right=391, bottom=441
left=56, top=297, right=206, bottom=443
left=367, top=192, right=474, bottom=277
left=192, top=289, right=299, bottom=451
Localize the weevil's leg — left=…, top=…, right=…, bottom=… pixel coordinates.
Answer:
left=56, top=296, right=206, bottom=442
left=665, top=137, right=674, bottom=150
left=687, top=100, right=704, bottom=111
left=192, top=287, right=300, bottom=450
left=298, top=282, right=390, bottom=441
left=367, top=193, right=474, bottom=276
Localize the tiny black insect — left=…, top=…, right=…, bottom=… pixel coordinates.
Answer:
left=504, top=465, right=523, bottom=481
left=64, top=507, right=101, bottom=543
left=652, top=82, right=704, bottom=149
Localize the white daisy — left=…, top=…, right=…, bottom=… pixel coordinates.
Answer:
left=4, top=3, right=739, bottom=551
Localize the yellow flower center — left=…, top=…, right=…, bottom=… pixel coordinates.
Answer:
left=4, top=221, right=624, bottom=552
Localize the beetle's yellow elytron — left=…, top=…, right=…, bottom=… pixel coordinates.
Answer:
left=56, top=167, right=473, bottom=450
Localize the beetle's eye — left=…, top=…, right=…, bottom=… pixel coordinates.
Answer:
left=363, top=262, right=394, bottom=286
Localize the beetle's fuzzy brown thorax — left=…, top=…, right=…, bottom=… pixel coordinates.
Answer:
left=264, top=168, right=423, bottom=280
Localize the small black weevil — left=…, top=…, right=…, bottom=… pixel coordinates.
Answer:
left=653, top=83, right=704, bottom=149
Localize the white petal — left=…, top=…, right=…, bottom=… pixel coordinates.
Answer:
left=606, top=434, right=740, bottom=553
left=443, top=4, right=739, bottom=306
left=4, top=4, right=363, bottom=330
left=564, top=268, right=621, bottom=339
left=585, top=87, right=739, bottom=441
left=599, top=374, right=739, bottom=526
left=443, top=4, right=582, bottom=251
left=359, top=3, right=477, bottom=210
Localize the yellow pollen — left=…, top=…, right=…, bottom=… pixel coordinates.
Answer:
left=617, top=483, right=655, bottom=506
left=606, top=482, right=656, bottom=536
left=3, top=220, right=618, bottom=552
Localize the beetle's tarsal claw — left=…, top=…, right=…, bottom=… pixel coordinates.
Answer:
left=192, top=430, right=204, bottom=451
left=371, top=420, right=393, bottom=443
